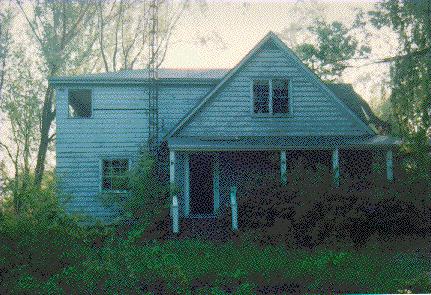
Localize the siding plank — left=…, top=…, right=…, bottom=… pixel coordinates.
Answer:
left=56, top=84, right=212, bottom=222
left=177, top=46, right=368, bottom=137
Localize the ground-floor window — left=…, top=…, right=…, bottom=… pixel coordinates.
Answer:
left=101, top=159, right=129, bottom=192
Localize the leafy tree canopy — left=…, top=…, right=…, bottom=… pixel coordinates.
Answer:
left=369, top=0, right=431, bottom=137
left=294, top=20, right=371, bottom=81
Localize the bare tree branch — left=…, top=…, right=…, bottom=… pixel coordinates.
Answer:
left=0, top=142, right=17, bottom=165
left=48, top=133, right=56, bottom=143
left=346, top=47, right=431, bottom=68
left=15, top=0, right=43, bottom=45
left=98, top=0, right=110, bottom=72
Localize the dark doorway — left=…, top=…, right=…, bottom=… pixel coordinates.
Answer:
left=190, top=153, right=214, bottom=215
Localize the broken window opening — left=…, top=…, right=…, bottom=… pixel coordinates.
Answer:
left=68, top=89, right=92, bottom=118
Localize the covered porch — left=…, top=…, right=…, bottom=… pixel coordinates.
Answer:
left=167, top=135, right=400, bottom=233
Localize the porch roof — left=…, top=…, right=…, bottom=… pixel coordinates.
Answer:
left=167, top=135, right=401, bottom=151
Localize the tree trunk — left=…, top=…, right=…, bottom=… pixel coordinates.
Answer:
left=34, top=86, right=55, bottom=188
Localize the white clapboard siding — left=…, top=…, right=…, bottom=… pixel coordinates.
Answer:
left=177, top=47, right=369, bottom=137
left=56, top=84, right=212, bottom=222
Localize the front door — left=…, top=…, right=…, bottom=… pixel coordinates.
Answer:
left=190, top=153, right=214, bottom=215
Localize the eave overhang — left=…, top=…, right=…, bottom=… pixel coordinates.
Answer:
left=167, top=135, right=402, bottom=152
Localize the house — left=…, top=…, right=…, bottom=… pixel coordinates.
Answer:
left=49, top=32, right=399, bottom=224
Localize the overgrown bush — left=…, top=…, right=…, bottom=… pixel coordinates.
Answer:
left=103, top=153, right=171, bottom=241
left=0, top=174, right=103, bottom=294
left=234, top=157, right=431, bottom=248
left=0, top=164, right=430, bottom=293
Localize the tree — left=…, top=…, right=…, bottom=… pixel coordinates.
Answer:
left=15, top=0, right=190, bottom=188
left=278, top=0, right=327, bottom=49
left=369, top=0, right=431, bottom=137
left=0, top=1, right=13, bottom=100
left=96, top=0, right=189, bottom=72
left=292, top=19, right=370, bottom=81
left=15, top=0, right=99, bottom=188
left=369, top=0, right=431, bottom=181
left=0, top=47, right=43, bottom=212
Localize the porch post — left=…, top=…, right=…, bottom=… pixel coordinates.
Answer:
left=169, top=150, right=176, bottom=193
left=213, top=152, right=220, bottom=213
left=184, top=153, right=190, bottom=217
left=280, top=150, right=287, bottom=185
left=332, top=148, right=340, bottom=187
left=386, top=149, right=394, bottom=182
left=172, top=195, right=179, bottom=234
left=230, top=186, right=238, bottom=231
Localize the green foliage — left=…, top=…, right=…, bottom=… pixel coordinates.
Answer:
left=105, top=153, right=170, bottom=239
left=370, top=1, right=431, bottom=137
left=19, top=0, right=98, bottom=76
left=398, top=131, right=431, bottom=187
left=294, top=20, right=370, bottom=81
left=235, top=156, right=431, bottom=249
left=0, top=176, right=98, bottom=294
left=127, top=154, right=168, bottom=215
left=0, top=45, right=45, bottom=199
left=29, top=240, right=430, bottom=293
left=1, top=169, right=430, bottom=293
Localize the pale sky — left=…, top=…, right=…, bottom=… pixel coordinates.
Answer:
left=163, top=0, right=397, bottom=103
left=165, top=0, right=375, bottom=69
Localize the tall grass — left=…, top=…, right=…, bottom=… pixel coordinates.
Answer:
left=9, top=238, right=428, bottom=294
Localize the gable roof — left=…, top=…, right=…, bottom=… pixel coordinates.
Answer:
left=49, top=68, right=229, bottom=85
left=166, top=32, right=375, bottom=139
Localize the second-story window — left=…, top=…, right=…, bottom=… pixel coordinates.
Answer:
left=68, top=89, right=92, bottom=118
left=252, top=79, right=289, bottom=114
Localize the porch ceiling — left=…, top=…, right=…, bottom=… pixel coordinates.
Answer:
left=167, top=135, right=401, bottom=151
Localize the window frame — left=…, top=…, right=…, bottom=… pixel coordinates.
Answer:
left=67, top=88, right=93, bottom=119
left=250, top=78, right=291, bottom=117
left=99, top=158, right=131, bottom=193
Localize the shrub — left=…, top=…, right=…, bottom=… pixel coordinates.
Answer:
left=232, top=157, right=431, bottom=248
left=0, top=174, right=101, bottom=294
left=107, top=153, right=171, bottom=241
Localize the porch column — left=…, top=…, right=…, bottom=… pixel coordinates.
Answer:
left=332, top=148, right=340, bottom=187
left=280, top=150, right=287, bottom=185
left=170, top=150, right=179, bottom=234
left=386, top=149, right=394, bottom=182
left=172, top=196, right=179, bottom=234
left=230, top=186, right=238, bottom=231
left=169, top=150, right=176, bottom=194
left=184, top=153, right=190, bottom=217
left=213, top=152, right=220, bottom=213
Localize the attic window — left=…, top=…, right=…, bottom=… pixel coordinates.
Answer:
left=253, top=80, right=270, bottom=113
left=252, top=79, right=289, bottom=114
left=68, top=89, right=92, bottom=118
left=102, top=159, right=129, bottom=192
left=272, top=79, right=289, bottom=114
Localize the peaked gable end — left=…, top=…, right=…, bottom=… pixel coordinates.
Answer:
left=168, top=32, right=374, bottom=139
